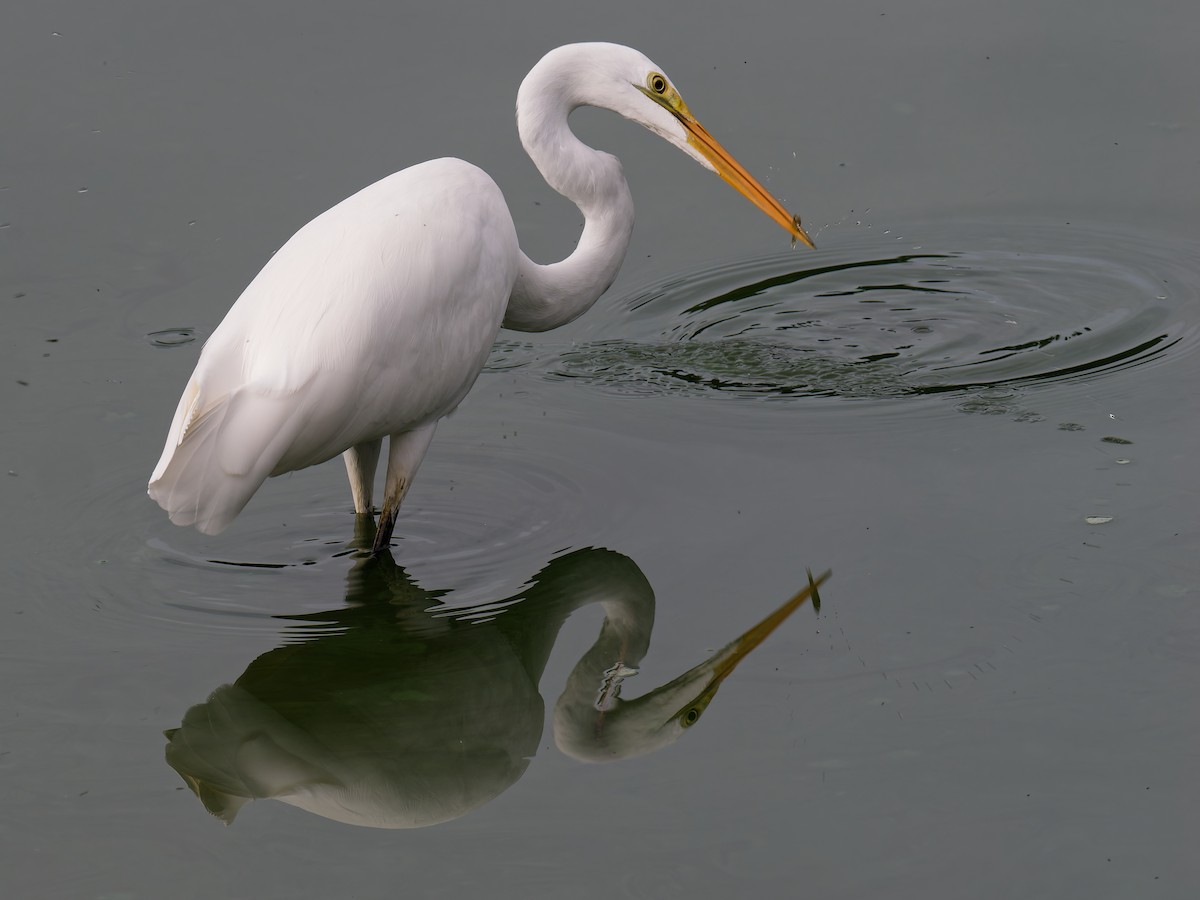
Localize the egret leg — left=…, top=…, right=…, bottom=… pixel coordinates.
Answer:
left=343, top=438, right=383, bottom=514
left=372, top=422, right=437, bottom=555
left=350, top=508, right=378, bottom=552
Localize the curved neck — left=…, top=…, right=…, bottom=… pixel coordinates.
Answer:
left=503, top=60, right=635, bottom=333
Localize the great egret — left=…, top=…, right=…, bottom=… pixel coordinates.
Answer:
left=164, top=543, right=828, bottom=828
left=148, top=42, right=813, bottom=552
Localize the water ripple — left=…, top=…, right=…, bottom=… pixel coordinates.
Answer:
left=504, top=221, right=1199, bottom=404
left=124, top=435, right=590, bottom=637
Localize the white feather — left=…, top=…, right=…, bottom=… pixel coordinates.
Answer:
left=149, top=160, right=517, bottom=532
left=147, top=43, right=805, bottom=542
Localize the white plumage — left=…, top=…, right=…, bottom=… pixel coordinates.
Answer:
left=148, top=43, right=811, bottom=552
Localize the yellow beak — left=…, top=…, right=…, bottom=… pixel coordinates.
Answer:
left=638, top=81, right=815, bottom=248
left=707, top=568, right=829, bottom=688
left=665, top=568, right=830, bottom=727
left=680, top=115, right=816, bottom=249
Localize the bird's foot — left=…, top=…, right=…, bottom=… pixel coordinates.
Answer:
left=371, top=505, right=397, bottom=556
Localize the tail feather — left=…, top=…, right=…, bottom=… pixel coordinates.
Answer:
left=148, top=383, right=307, bottom=535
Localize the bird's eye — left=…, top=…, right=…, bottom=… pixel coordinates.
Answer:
left=682, top=707, right=700, bottom=727
left=648, top=73, right=668, bottom=95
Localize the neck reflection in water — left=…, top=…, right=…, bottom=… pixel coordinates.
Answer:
left=164, top=546, right=828, bottom=829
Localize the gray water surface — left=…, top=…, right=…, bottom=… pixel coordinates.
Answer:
left=3, top=2, right=1198, bottom=898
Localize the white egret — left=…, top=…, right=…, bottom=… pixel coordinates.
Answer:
left=164, top=546, right=828, bottom=828
left=148, top=42, right=813, bottom=552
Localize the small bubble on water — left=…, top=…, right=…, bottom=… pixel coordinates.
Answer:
left=146, top=327, right=196, bottom=348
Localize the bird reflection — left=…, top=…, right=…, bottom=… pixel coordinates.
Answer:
left=165, top=540, right=828, bottom=828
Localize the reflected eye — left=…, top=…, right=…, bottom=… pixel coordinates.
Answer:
left=682, top=707, right=700, bottom=727
left=648, top=72, right=668, bottom=95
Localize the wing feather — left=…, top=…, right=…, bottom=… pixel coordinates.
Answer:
left=148, top=159, right=520, bottom=533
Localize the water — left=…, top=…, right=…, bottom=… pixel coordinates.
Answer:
left=3, top=2, right=1198, bottom=897
left=531, top=221, right=1196, bottom=401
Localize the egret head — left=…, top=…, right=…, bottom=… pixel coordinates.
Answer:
left=519, top=42, right=815, bottom=248
left=552, top=649, right=733, bottom=763
left=554, top=570, right=829, bottom=762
